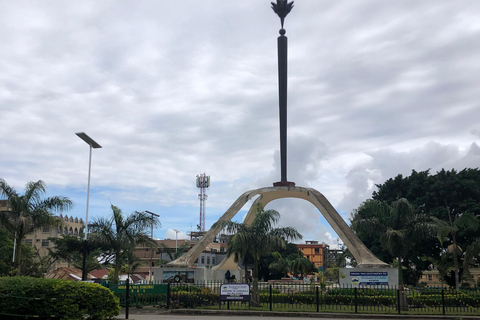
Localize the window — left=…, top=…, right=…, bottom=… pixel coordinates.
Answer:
left=24, top=239, right=32, bottom=246
left=315, top=248, right=320, bottom=254
left=42, top=226, right=50, bottom=233
left=42, top=239, right=49, bottom=247
left=201, top=257, right=205, bottom=264
left=207, top=257, right=210, bottom=265
left=212, top=257, right=215, bottom=265
left=428, top=274, right=432, bottom=280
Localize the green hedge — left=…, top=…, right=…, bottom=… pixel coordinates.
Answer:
left=171, top=290, right=218, bottom=308
left=0, top=277, right=120, bottom=320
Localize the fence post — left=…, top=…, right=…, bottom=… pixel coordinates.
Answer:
left=442, top=288, right=445, bottom=315
left=316, top=286, right=319, bottom=313
left=125, top=279, right=130, bottom=320
left=269, top=285, right=273, bottom=311
left=166, top=283, right=170, bottom=309
left=354, top=287, right=358, bottom=313
left=396, top=288, right=401, bottom=315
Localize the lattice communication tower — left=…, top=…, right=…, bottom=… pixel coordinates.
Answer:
left=196, top=173, right=210, bottom=232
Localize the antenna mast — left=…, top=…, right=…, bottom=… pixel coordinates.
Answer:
left=196, top=173, right=210, bottom=232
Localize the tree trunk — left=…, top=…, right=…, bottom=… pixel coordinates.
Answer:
left=452, top=234, right=460, bottom=289
left=251, top=257, right=260, bottom=307
left=397, top=256, right=409, bottom=311
left=397, top=256, right=403, bottom=289
left=14, top=232, right=23, bottom=275
left=114, top=254, right=122, bottom=283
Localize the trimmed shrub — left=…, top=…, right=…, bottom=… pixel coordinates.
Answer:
left=0, top=277, right=120, bottom=320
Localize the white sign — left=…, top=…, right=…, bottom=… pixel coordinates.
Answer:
left=219, top=284, right=250, bottom=301
left=350, top=272, right=388, bottom=286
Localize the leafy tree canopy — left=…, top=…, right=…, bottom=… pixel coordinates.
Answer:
left=0, top=179, right=73, bottom=273
left=88, top=204, right=160, bottom=282
left=352, top=168, right=480, bottom=287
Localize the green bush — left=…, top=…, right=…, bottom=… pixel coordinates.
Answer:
left=170, top=284, right=202, bottom=293
left=171, top=290, right=218, bottom=308
left=260, top=292, right=316, bottom=304
left=0, top=277, right=120, bottom=320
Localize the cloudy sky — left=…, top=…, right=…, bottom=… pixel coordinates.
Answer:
left=1, top=1, right=479, bottom=246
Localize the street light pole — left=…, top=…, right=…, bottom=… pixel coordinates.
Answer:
left=173, top=229, right=180, bottom=254
left=146, top=210, right=159, bottom=283
left=76, top=132, right=102, bottom=281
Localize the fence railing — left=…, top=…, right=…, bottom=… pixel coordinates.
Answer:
left=106, top=280, right=480, bottom=316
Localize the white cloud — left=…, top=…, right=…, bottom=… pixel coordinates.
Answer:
left=1, top=1, right=479, bottom=246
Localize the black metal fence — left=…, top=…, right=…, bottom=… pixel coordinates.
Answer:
left=107, top=280, right=480, bottom=316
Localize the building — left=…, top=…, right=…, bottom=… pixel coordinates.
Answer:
left=133, top=235, right=229, bottom=281
left=296, top=240, right=328, bottom=270
left=419, top=268, right=480, bottom=287
left=0, top=199, right=84, bottom=272
left=323, top=247, right=346, bottom=269
left=24, top=214, right=84, bottom=271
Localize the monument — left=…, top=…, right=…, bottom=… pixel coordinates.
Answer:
left=158, top=1, right=395, bottom=286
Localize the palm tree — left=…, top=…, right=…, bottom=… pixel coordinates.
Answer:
left=289, top=254, right=315, bottom=278
left=121, top=250, right=145, bottom=279
left=157, top=242, right=190, bottom=262
left=226, top=204, right=302, bottom=303
left=0, top=179, right=73, bottom=273
left=433, top=210, right=479, bottom=289
left=352, top=198, right=433, bottom=289
left=269, top=251, right=291, bottom=277
left=88, top=204, right=160, bottom=282
left=464, top=236, right=480, bottom=280
left=269, top=252, right=314, bottom=279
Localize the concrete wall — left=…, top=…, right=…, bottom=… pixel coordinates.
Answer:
left=154, top=267, right=213, bottom=283
left=153, top=266, right=246, bottom=283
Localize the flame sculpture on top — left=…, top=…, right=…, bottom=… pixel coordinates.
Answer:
left=271, top=0, right=294, bottom=28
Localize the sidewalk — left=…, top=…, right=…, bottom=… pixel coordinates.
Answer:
left=117, top=308, right=480, bottom=320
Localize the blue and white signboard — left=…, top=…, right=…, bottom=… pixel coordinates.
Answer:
left=349, top=272, right=388, bottom=286
left=219, top=283, right=250, bottom=301
left=219, top=283, right=251, bottom=309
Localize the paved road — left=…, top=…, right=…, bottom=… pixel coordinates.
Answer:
left=117, top=310, right=479, bottom=320
left=119, top=315, right=366, bottom=320
left=123, top=316, right=335, bottom=320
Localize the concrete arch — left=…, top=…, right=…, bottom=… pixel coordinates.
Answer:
left=166, top=186, right=388, bottom=269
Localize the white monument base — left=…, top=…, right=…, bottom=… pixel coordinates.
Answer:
left=154, top=267, right=212, bottom=283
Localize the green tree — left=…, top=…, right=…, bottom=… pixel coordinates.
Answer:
left=372, top=168, right=480, bottom=286
left=157, top=241, right=190, bottom=261
left=269, top=251, right=291, bottom=277
left=88, top=204, right=160, bottom=282
left=0, top=179, right=73, bottom=273
left=48, top=235, right=103, bottom=274
left=0, top=228, right=14, bottom=276
left=225, top=204, right=302, bottom=303
left=121, top=250, right=145, bottom=278
left=351, top=198, right=434, bottom=289
left=20, top=246, right=55, bottom=277
left=432, top=211, right=479, bottom=289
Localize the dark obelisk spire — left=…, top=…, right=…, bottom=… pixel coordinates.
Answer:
left=272, top=0, right=295, bottom=187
